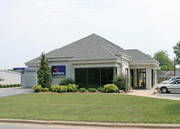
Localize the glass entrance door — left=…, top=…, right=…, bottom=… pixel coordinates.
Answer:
left=136, top=69, right=146, bottom=89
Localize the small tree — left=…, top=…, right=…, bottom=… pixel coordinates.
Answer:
left=153, top=50, right=174, bottom=71
left=173, top=41, right=180, bottom=64
left=37, top=53, right=51, bottom=88
left=113, top=74, right=126, bottom=91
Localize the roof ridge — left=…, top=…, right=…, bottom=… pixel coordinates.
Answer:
left=56, top=34, right=95, bottom=50
left=101, top=45, right=117, bottom=57
left=126, top=49, right=138, bottom=51
left=94, top=34, right=124, bottom=55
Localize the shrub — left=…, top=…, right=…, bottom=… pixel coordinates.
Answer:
left=68, top=84, right=79, bottom=88
left=15, top=84, right=18, bottom=87
left=72, top=88, right=78, bottom=92
left=42, top=88, right=49, bottom=92
left=51, top=85, right=60, bottom=92
left=68, top=87, right=78, bottom=92
left=113, top=75, right=127, bottom=91
left=67, top=84, right=79, bottom=92
left=79, top=87, right=86, bottom=92
left=3, top=85, right=7, bottom=88
left=103, top=84, right=118, bottom=93
left=101, top=88, right=106, bottom=92
left=97, top=87, right=105, bottom=92
left=59, top=78, right=75, bottom=85
left=97, top=87, right=103, bottom=91
left=0, top=84, right=21, bottom=88
left=33, top=85, right=42, bottom=92
left=88, top=88, right=97, bottom=92
left=58, top=86, right=68, bottom=93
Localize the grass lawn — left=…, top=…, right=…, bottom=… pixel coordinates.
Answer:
left=0, top=93, right=180, bottom=124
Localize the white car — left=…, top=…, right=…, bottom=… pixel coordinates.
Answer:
left=156, top=80, right=180, bottom=93
left=161, top=76, right=180, bottom=84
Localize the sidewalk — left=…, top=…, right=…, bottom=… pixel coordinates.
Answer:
left=0, top=119, right=180, bottom=129
left=127, top=88, right=180, bottom=100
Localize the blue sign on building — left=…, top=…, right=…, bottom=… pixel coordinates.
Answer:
left=52, top=65, right=66, bottom=76
left=13, top=68, right=26, bottom=71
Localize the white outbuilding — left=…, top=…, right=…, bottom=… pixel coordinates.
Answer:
left=0, top=70, right=20, bottom=85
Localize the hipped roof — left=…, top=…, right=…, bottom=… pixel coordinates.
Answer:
left=26, top=34, right=155, bottom=65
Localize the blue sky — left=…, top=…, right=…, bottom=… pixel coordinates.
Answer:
left=0, top=0, right=180, bottom=70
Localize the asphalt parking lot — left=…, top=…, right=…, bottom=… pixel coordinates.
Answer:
left=156, top=92, right=180, bottom=98
left=127, top=89, right=180, bottom=100
left=0, top=87, right=33, bottom=97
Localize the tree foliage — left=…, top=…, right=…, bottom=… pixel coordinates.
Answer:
left=37, top=53, right=51, bottom=88
left=173, top=41, right=180, bottom=65
left=153, top=50, right=174, bottom=71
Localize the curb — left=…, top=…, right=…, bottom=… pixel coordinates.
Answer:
left=0, top=119, right=180, bottom=128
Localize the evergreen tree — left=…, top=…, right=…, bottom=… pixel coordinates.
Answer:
left=37, top=53, right=51, bottom=88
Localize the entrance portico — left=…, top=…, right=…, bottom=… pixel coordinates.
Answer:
left=130, top=62, right=160, bottom=90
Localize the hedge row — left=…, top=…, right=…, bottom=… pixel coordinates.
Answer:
left=33, top=84, right=119, bottom=93
left=0, top=84, right=21, bottom=88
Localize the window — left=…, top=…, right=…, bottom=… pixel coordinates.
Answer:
left=75, top=67, right=114, bottom=88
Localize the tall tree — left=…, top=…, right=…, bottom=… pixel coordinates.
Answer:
left=173, top=41, right=180, bottom=64
left=153, top=50, right=174, bottom=71
left=37, top=53, right=51, bottom=88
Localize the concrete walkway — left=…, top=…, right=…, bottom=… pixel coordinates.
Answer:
left=127, top=88, right=180, bottom=100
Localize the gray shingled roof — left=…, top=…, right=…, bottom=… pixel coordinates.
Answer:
left=26, top=34, right=129, bottom=64
left=126, top=49, right=154, bottom=61
left=26, top=34, right=155, bottom=65
left=45, top=34, right=129, bottom=59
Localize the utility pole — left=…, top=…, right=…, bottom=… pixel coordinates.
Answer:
left=174, top=57, right=176, bottom=76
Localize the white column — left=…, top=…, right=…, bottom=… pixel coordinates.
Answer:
left=133, top=69, right=136, bottom=88
left=146, top=68, right=152, bottom=90
left=154, top=70, right=157, bottom=85
left=72, top=67, right=75, bottom=80
left=128, top=68, right=130, bottom=87
left=113, top=67, right=117, bottom=79
left=134, top=69, right=137, bottom=88
left=117, top=64, right=121, bottom=76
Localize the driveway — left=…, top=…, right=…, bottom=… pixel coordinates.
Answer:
left=156, top=92, right=180, bottom=99
left=0, top=87, right=33, bottom=97
left=127, top=88, right=180, bottom=100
